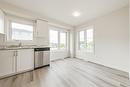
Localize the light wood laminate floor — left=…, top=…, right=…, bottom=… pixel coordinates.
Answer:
left=0, top=58, right=129, bottom=87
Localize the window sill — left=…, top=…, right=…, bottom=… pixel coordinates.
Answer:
left=50, top=49, right=68, bottom=52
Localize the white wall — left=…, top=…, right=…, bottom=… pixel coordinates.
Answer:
left=70, top=29, right=75, bottom=58
left=50, top=50, right=69, bottom=61
left=75, top=7, right=129, bottom=72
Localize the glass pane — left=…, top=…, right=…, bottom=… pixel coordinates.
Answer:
left=79, top=31, right=86, bottom=50
left=60, top=32, right=66, bottom=49
left=79, top=31, right=84, bottom=42
left=11, top=22, right=33, bottom=40
left=49, top=30, right=58, bottom=50
left=86, top=29, right=94, bottom=52
left=0, top=10, right=4, bottom=33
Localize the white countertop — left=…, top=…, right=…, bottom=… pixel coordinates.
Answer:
left=0, top=45, right=50, bottom=50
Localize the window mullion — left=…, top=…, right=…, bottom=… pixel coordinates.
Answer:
left=58, top=31, right=60, bottom=50
left=78, top=32, right=80, bottom=50
left=9, top=20, right=12, bottom=40
left=84, top=30, right=87, bottom=50
left=66, top=32, right=67, bottom=49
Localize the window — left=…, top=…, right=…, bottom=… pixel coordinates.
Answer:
left=79, top=31, right=86, bottom=50
left=10, top=22, right=33, bottom=41
left=0, top=10, right=4, bottom=34
left=78, top=27, right=94, bottom=53
left=86, top=29, right=94, bottom=53
left=50, top=30, right=58, bottom=50
left=60, top=32, right=67, bottom=49
left=49, top=28, right=67, bottom=50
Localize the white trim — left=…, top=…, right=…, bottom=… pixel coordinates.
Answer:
left=76, top=25, right=94, bottom=32
left=0, top=9, right=5, bottom=34
left=5, top=15, right=35, bottom=43
left=49, top=25, right=69, bottom=32
left=48, top=22, right=73, bottom=30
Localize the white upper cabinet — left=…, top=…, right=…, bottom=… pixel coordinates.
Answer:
left=17, top=49, right=34, bottom=73
left=36, top=20, right=49, bottom=45
left=0, top=50, right=15, bottom=77
left=36, top=20, right=48, bottom=37
left=0, top=9, right=4, bottom=34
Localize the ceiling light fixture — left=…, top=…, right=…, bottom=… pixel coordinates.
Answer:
left=72, top=11, right=81, bottom=17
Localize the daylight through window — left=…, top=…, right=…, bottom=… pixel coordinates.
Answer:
left=79, top=27, right=94, bottom=53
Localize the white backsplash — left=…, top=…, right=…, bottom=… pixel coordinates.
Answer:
left=34, top=37, right=49, bottom=46
left=5, top=37, right=49, bottom=47
left=0, top=34, right=49, bottom=47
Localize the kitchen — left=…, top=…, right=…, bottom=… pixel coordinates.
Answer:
left=0, top=11, right=50, bottom=77
left=0, top=0, right=129, bottom=87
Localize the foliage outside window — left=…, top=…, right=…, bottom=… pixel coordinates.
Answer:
left=60, top=32, right=67, bottom=49
left=49, top=29, right=67, bottom=50
left=79, top=28, right=94, bottom=53
left=11, top=22, right=33, bottom=40
left=49, top=30, right=58, bottom=50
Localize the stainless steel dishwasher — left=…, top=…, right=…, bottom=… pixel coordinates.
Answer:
left=34, top=47, right=50, bottom=69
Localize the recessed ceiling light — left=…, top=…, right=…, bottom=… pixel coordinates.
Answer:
left=72, top=11, right=81, bottom=17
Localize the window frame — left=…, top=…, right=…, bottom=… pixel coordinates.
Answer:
left=78, top=26, right=95, bottom=54
left=6, top=16, right=35, bottom=42
left=49, top=26, right=68, bottom=51
left=0, top=9, right=5, bottom=34
left=59, top=31, right=67, bottom=50
left=49, top=29, right=59, bottom=50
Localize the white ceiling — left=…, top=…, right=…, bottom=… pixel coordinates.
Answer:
left=0, top=0, right=129, bottom=26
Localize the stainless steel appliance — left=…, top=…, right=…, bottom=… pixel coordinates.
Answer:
left=34, top=47, right=50, bottom=69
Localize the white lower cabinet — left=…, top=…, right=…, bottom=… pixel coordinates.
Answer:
left=0, top=50, right=16, bottom=77
left=0, top=49, right=34, bottom=78
left=17, top=49, right=34, bottom=73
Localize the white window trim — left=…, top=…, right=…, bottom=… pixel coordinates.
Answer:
left=59, top=31, right=68, bottom=50
left=77, top=25, right=95, bottom=54
left=6, top=15, right=35, bottom=43
left=0, top=9, right=5, bottom=34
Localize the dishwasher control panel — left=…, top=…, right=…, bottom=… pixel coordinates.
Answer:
left=34, top=47, right=50, bottom=51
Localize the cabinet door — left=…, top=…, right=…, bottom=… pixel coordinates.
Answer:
left=0, top=50, right=15, bottom=77
left=17, top=49, right=34, bottom=72
left=36, top=20, right=49, bottom=45
left=36, top=20, right=48, bottom=37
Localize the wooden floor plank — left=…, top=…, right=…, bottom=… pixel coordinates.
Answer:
left=0, top=58, right=129, bottom=87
